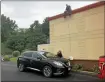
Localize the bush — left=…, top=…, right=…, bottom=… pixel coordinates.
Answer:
left=12, top=51, right=20, bottom=57
left=91, top=65, right=99, bottom=73
left=4, top=55, right=10, bottom=61
left=72, top=64, right=83, bottom=71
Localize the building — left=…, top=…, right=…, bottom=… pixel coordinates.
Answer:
left=38, top=1, right=105, bottom=70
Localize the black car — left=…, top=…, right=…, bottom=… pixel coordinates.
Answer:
left=17, top=51, right=72, bottom=77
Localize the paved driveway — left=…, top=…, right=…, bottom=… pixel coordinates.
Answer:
left=1, top=62, right=102, bottom=81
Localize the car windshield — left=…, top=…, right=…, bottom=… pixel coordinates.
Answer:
left=38, top=51, right=57, bottom=58
left=44, top=52, right=57, bottom=58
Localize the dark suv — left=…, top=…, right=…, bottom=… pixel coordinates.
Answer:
left=17, top=51, right=72, bottom=77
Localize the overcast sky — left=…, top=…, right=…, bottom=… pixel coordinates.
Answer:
left=1, top=1, right=98, bottom=28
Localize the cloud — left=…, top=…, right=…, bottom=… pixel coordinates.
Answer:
left=1, top=3, right=14, bottom=16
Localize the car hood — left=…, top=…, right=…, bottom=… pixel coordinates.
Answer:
left=47, top=57, right=69, bottom=63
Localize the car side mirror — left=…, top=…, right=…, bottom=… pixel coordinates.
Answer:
left=37, top=57, right=42, bottom=60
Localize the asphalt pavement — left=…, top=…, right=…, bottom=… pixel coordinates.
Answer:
left=1, top=61, right=102, bottom=81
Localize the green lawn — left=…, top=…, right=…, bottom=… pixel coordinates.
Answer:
left=10, top=57, right=18, bottom=63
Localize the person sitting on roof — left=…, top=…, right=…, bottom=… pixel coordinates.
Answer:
left=64, top=4, right=72, bottom=18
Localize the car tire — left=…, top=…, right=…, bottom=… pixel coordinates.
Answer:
left=18, top=63, right=25, bottom=72
left=43, top=65, right=52, bottom=78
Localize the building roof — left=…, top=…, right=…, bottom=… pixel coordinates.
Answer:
left=48, top=1, right=105, bottom=21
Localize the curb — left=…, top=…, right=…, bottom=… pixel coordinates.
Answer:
left=71, top=70, right=98, bottom=77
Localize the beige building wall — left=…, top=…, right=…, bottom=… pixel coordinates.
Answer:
left=49, top=5, right=105, bottom=60
left=38, top=44, right=54, bottom=53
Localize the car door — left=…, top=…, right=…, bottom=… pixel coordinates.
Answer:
left=23, top=52, right=33, bottom=67
left=31, top=52, right=44, bottom=70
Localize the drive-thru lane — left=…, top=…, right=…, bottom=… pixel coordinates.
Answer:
left=1, top=62, right=101, bottom=81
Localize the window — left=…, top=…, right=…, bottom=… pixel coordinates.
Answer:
left=23, top=52, right=33, bottom=58
left=43, top=52, right=56, bottom=58
left=32, top=52, right=42, bottom=58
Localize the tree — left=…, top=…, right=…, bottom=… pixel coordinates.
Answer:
left=29, top=20, right=42, bottom=33
left=25, top=32, right=47, bottom=50
left=6, top=33, right=26, bottom=53
left=1, top=43, right=13, bottom=55
left=41, top=17, right=49, bottom=37
left=5, top=17, right=49, bottom=52
left=1, top=14, right=18, bottom=42
left=6, top=27, right=47, bottom=52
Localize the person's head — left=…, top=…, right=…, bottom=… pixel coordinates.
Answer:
left=66, top=4, right=68, bottom=6
left=57, top=50, right=62, bottom=54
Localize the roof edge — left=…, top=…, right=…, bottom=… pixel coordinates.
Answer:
left=48, top=1, right=105, bottom=21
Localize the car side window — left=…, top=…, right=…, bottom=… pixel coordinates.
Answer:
left=23, top=52, right=33, bottom=58
left=32, top=52, right=42, bottom=58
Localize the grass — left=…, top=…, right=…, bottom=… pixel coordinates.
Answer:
left=10, top=57, right=18, bottom=63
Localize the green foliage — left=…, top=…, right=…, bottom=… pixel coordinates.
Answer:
left=29, top=18, right=49, bottom=38
left=4, top=55, right=10, bottom=61
left=72, top=64, right=83, bottom=71
left=41, top=17, right=49, bottom=37
left=25, top=32, right=47, bottom=50
left=6, top=33, right=26, bottom=52
left=86, top=65, right=99, bottom=73
left=30, top=20, right=41, bottom=32
left=22, top=49, right=30, bottom=52
left=1, top=15, right=49, bottom=54
left=1, top=14, right=18, bottom=42
left=6, top=29, right=47, bottom=51
left=91, top=65, right=99, bottom=73
left=12, top=51, right=20, bottom=57
left=1, top=43, right=13, bottom=55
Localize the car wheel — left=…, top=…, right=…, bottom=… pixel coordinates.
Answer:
left=43, top=66, right=52, bottom=78
left=18, top=63, right=25, bottom=72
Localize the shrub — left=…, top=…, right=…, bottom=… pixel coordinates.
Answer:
left=72, top=64, right=83, bottom=71
left=91, top=65, right=99, bottom=73
left=85, top=65, right=99, bottom=73
left=4, top=55, right=10, bottom=61
left=12, top=51, right=20, bottom=57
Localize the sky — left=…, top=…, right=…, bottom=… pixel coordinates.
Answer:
left=1, top=1, right=98, bottom=28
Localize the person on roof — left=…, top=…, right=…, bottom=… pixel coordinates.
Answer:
left=64, top=4, right=72, bottom=18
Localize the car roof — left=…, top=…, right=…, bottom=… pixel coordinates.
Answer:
left=23, top=51, right=47, bottom=53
